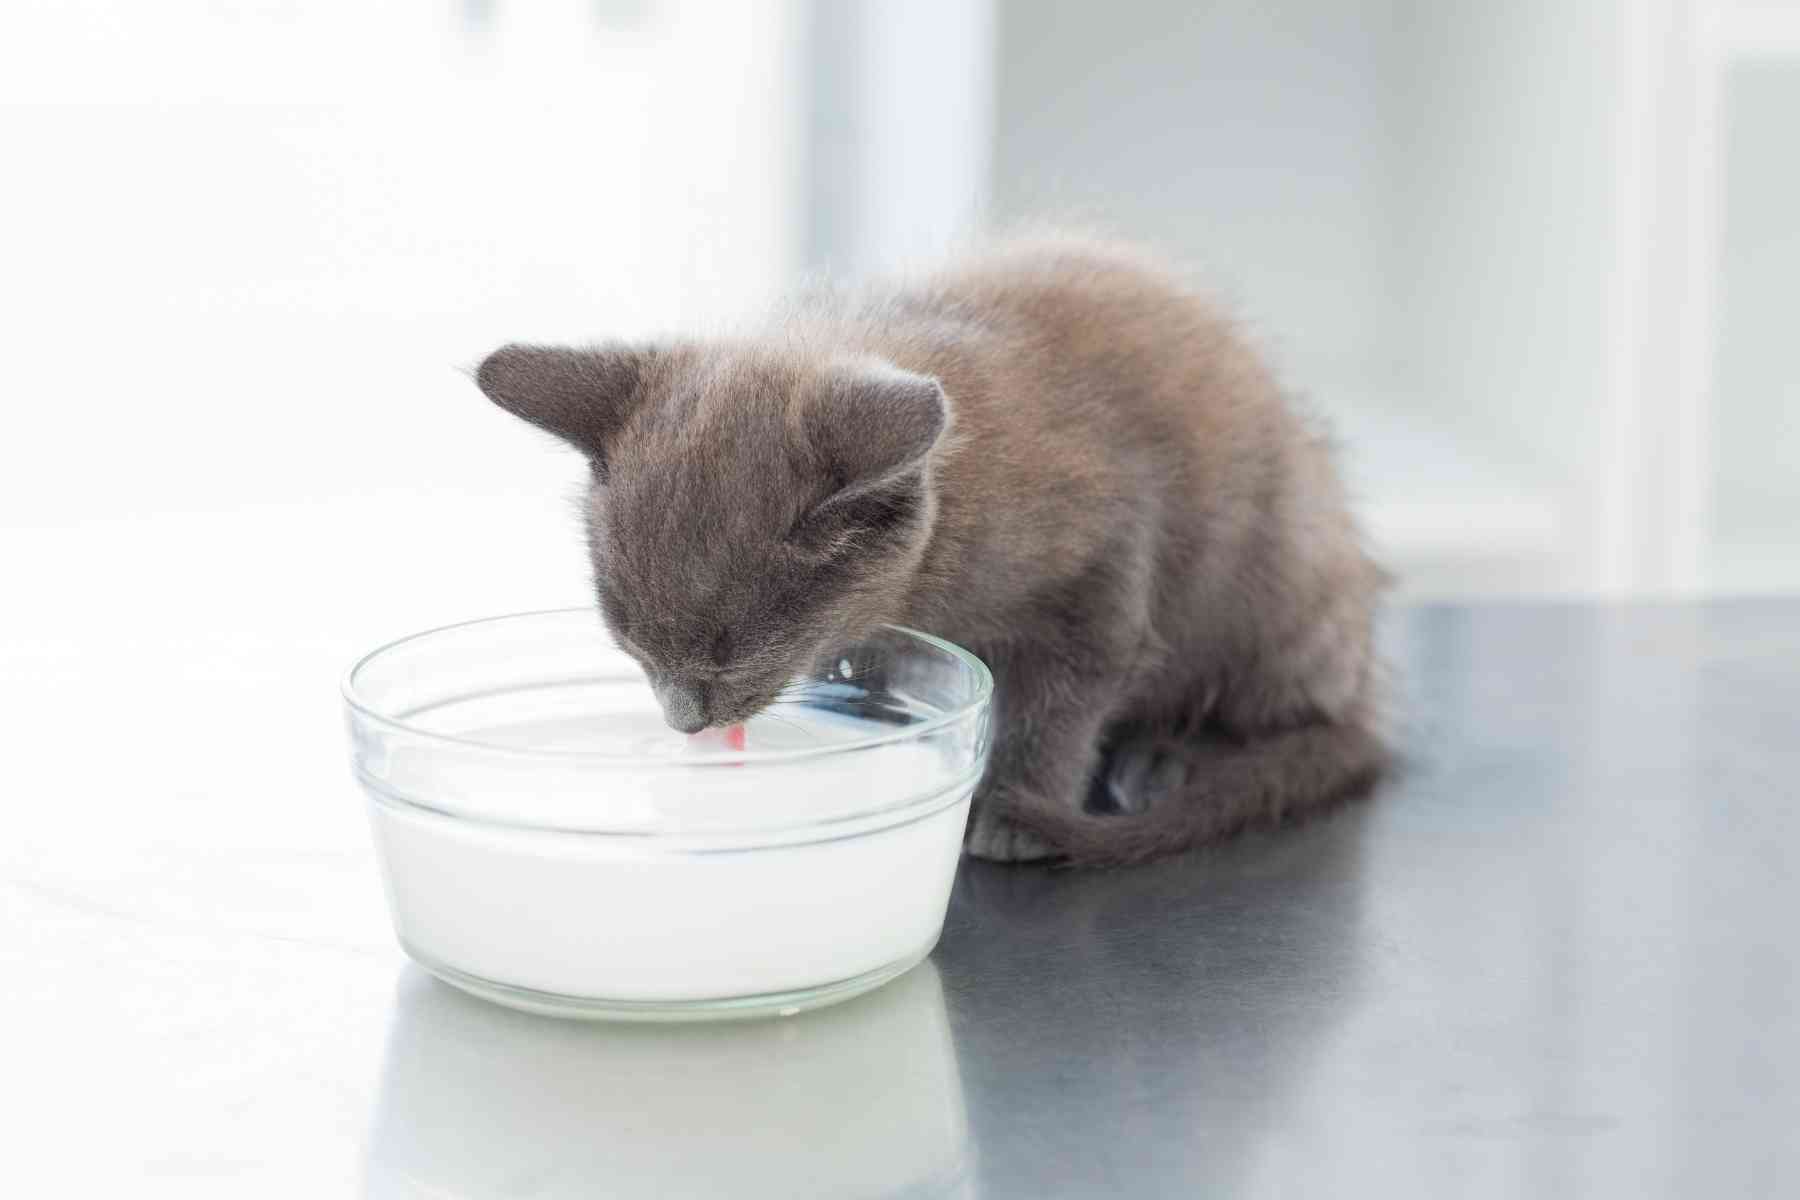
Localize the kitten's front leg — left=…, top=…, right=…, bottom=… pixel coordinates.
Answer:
left=964, top=650, right=1121, bottom=863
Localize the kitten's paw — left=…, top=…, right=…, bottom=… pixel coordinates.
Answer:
left=1086, top=734, right=1201, bottom=815
left=964, top=806, right=1058, bottom=863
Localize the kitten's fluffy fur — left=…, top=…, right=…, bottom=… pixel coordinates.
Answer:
left=475, top=234, right=1388, bottom=865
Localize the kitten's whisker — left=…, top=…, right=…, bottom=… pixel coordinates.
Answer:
left=756, top=712, right=821, bottom=742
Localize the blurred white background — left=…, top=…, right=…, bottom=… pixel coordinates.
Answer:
left=5, top=0, right=1796, bottom=625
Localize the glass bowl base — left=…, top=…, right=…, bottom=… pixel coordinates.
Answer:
left=400, top=940, right=939, bottom=1023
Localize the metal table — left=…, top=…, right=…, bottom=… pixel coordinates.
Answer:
left=933, top=600, right=1800, bottom=1196
left=6, top=601, right=1798, bottom=1195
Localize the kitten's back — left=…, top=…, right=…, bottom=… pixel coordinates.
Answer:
left=831, top=235, right=1379, bottom=698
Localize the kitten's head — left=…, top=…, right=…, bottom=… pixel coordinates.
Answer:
left=473, top=341, right=950, bottom=733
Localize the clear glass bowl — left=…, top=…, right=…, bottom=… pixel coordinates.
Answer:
left=342, top=609, right=992, bottom=1021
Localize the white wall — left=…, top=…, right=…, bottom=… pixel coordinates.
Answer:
left=986, top=0, right=1793, bottom=597
left=991, top=0, right=1402, bottom=402
left=987, top=0, right=1591, bottom=592
left=803, top=0, right=996, bottom=277
left=6, top=0, right=1792, bottom=615
left=1392, top=0, right=1642, bottom=591
left=1710, top=58, right=1800, bottom=590
left=2, top=0, right=805, bottom=643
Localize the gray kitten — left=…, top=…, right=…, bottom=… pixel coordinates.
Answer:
left=474, top=234, right=1388, bottom=865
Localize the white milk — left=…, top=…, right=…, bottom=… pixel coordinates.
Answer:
left=364, top=710, right=975, bottom=1008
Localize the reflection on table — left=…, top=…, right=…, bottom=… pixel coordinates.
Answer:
left=366, top=960, right=970, bottom=1199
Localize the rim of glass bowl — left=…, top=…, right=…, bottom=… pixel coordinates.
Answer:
left=341, top=607, right=993, bottom=768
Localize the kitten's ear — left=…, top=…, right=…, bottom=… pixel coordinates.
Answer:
left=473, top=342, right=648, bottom=470
left=805, top=362, right=951, bottom=500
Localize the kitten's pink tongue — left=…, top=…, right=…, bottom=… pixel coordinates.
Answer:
left=686, top=723, right=747, bottom=752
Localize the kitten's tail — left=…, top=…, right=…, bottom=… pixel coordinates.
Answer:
left=1015, top=720, right=1390, bottom=867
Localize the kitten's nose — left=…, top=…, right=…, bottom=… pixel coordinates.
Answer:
left=655, top=680, right=709, bottom=734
